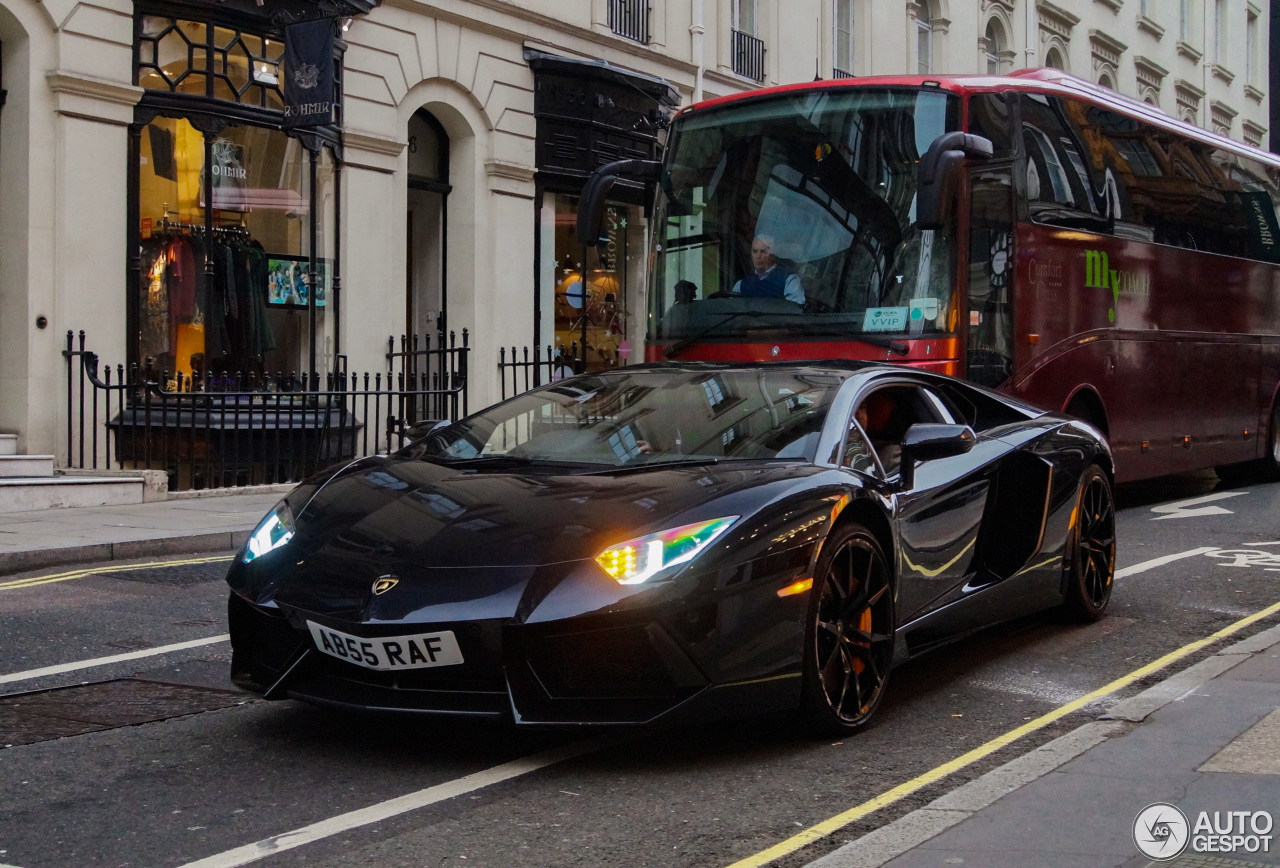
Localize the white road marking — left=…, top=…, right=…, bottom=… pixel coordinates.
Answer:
left=1115, top=547, right=1218, bottom=579
left=176, top=737, right=615, bottom=868
left=1150, top=491, right=1248, bottom=520
left=0, top=635, right=229, bottom=686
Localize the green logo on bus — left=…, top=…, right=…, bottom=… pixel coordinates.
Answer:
left=1084, top=250, right=1151, bottom=323
left=1084, top=250, right=1120, bottom=323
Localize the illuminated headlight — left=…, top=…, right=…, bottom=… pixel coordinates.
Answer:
left=243, top=502, right=295, bottom=563
left=595, top=517, right=739, bottom=585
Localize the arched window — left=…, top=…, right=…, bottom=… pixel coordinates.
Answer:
left=1099, top=72, right=1115, bottom=89
left=984, top=19, right=1006, bottom=75
left=917, top=3, right=933, bottom=75
left=1045, top=46, right=1065, bottom=70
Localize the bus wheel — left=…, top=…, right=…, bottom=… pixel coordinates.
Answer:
left=1064, top=394, right=1107, bottom=438
left=1258, top=401, right=1280, bottom=481
left=1218, top=401, right=1280, bottom=484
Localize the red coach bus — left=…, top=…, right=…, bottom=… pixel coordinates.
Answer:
left=578, top=69, right=1280, bottom=483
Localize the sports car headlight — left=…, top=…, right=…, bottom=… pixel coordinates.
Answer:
left=595, top=517, right=739, bottom=585
left=243, top=502, right=295, bottom=563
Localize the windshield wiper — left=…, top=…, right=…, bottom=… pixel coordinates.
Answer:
left=664, top=311, right=765, bottom=359
left=433, top=455, right=536, bottom=468
left=785, top=322, right=910, bottom=355
left=588, top=457, right=721, bottom=476
left=851, top=334, right=911, bottom=355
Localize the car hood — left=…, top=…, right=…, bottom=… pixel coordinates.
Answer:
left=288, top=456, right=817, bottom=570
left=240, top=456, right=830, bottom=622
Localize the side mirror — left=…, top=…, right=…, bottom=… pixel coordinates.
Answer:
left=915, top=132, right=993, bottom=230
left=576, top=159, right=662, bottom=246
left=898, top=423, right=977, bottom=489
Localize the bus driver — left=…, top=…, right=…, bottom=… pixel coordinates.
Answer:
left=730, top=235, right=805, bottom=304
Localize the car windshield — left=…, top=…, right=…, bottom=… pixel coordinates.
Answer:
left=420, top=368, right=850, bottom=467
left=651, top=88, right=960, bottom=344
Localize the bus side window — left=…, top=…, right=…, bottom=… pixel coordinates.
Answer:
left=1018, top=95, right=1105, bottom=227
left=967, top=168, right=1016, bottom=390
left=968, top=93, right=1016, bottom=158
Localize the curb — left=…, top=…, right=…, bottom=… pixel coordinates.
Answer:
left=806, top=621, right=1280, bottom=868
left=0, top=530, right=251, bottom=578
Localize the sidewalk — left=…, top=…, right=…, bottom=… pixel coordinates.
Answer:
left=809, top=625, right=1280, bottom=868
left=0, top=488, right=288, bottom=575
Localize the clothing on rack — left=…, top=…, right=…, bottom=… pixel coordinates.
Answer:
left=139, top=221, right=276, bottom=373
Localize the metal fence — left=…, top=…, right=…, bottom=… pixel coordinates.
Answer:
left=63, top=330, right=468, bottom=491
left=497, top=343, right=584, bottom=401
left=732, top=29, right=767, bottom=82
left=608, top=0, right=649, bottom=43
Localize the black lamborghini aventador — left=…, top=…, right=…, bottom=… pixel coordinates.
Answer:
left=226, top=362, right=1115, bottom=734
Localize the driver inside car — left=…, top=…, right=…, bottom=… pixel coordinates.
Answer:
left=856, top=391, right=903, bottom=476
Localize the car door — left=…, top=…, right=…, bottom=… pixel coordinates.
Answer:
left=853, top=383, right=995, bottom=626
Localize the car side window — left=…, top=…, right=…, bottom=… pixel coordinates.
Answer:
left=853, top=385, right=946, bottom=478
left=841, top=418, right=879, bottom=476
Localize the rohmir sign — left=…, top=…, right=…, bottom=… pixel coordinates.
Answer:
left=282, top=18, right=335, bottom=129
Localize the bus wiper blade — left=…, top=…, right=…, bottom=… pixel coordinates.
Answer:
left=664, top=311, right=764, bottom=359
left=853, top=334, right=911, bottom=355
left=789, top=323, right=910, bottom=355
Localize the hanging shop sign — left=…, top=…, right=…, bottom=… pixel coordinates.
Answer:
left=283, top=18, right=336, bottom=129
left=204, top=137, right=248, bottom=211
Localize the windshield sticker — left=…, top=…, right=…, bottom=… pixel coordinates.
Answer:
left=909, top=298, right=939, bottom=322
left=863, top=307, right=909, bottom=332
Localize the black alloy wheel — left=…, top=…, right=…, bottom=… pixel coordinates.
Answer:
left=1065, top=464, right=1116, bottom=621
left=799, top=524, right=896, bottom=734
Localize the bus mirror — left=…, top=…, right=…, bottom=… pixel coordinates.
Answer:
left=916, top=132, right=993, bottom=230
left=577, top=159, right=662, bottom=247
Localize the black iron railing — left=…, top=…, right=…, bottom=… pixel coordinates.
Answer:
left=63, top=330, right=468, bottom=491
left=833, top=67, right=855, bottom=79
left=733, top=29, right=767, bottom=82
left=498, top=343, right=584, bottom=401
left=609, top=0, right=649, bottom=43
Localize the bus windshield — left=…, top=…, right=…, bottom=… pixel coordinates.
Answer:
left=650, top=88, right=961, bottom=348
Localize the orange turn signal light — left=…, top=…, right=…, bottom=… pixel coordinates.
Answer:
left=777, top=577, right=814, bottom=598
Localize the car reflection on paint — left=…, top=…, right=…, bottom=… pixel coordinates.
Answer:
left=226, top=361, right=1115, bottom=734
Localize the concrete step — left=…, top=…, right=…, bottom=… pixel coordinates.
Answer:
left=0, top=455, right=55, bottom=478
left=0, top=434, right=16, bottom=456
left=0, top=476, right=144, bottom=513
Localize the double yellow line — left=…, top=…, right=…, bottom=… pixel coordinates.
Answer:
left=727, top=597, right=1280, bottom=868
left=0, top=554, right=234, bottom=591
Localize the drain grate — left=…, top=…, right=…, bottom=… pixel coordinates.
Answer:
left=92, top=561, right=231, bottom=587
left=0, top=678, right=247, bottom=747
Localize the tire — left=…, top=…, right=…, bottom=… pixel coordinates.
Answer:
left=1064, top=395, right=1106, bottom=438
left=1064, top=464, right=1116, bottom=622
left=1215, top=400, right=1280, bottom=484
left=1256, top=400, right=1280, bottom=482
left=798, top=523, right=896, bottom=735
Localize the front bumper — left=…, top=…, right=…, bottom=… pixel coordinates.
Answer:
left=228, top=593, right=728, bottom=725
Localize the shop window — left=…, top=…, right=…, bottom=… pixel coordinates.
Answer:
left=136, top=117, right=335, bottom=381
left=547, top=193, right=641, bottom=372
left=137, top=16, right=284, bottom=110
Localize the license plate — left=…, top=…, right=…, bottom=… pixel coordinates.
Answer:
left=306, top=621, right=464, bottom=671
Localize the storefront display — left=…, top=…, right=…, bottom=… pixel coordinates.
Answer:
left=130, top=6, right=344, bottom=384
left=526, top=50, right=678, bottom=374
left=547, top=195, right=641, bottom=370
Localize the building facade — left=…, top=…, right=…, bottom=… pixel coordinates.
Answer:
left=0, top=0, right=1270, bottom=463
